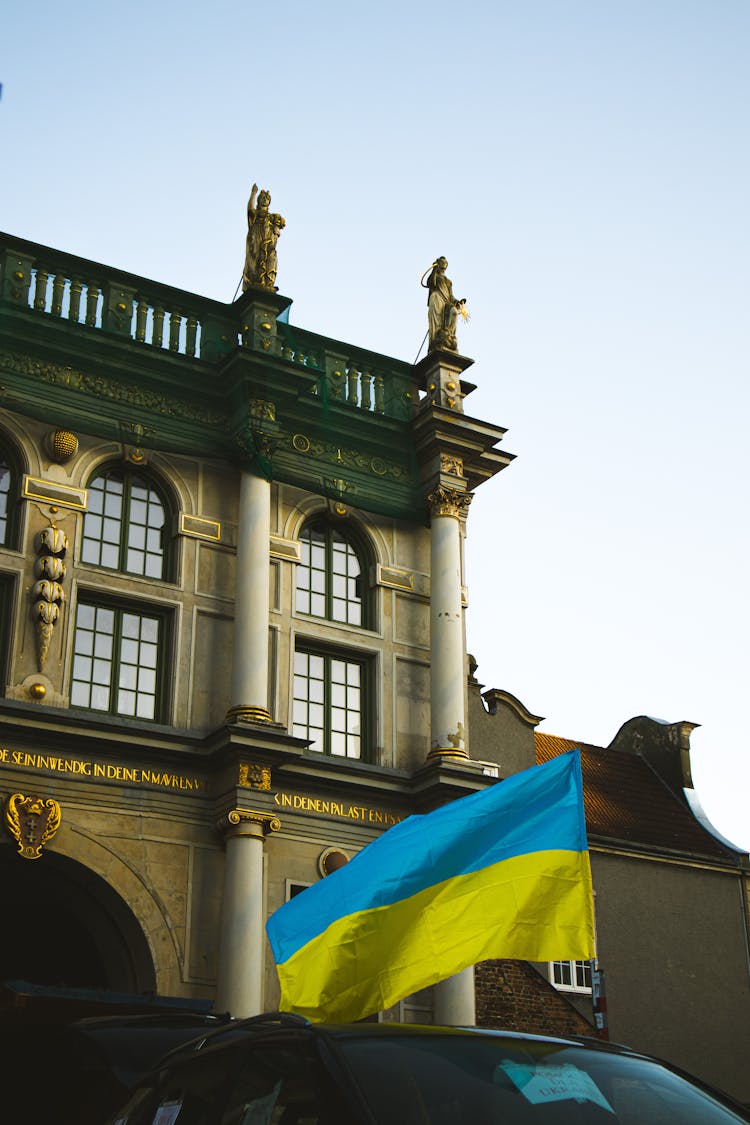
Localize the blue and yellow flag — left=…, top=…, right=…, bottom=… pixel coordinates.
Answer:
left=266, top=750, right=594, bottom=1022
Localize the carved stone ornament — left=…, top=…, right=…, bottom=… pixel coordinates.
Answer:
left=5, top=793, right=61, bottom=860
left=426, top=486, right=473, bottom=520
left=34, top=525, right=68, bottom=670
left=238, top=762, right=272, bottom=791
left=440, top=453, right=464, bottom=477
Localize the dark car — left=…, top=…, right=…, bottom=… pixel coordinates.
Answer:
left=104, top=1013, right=750, bottom=1124
left=0, top=1011, right=231, bottom=1125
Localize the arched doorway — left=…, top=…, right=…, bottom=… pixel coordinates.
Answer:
left=0, top=842, right=155, bottom=993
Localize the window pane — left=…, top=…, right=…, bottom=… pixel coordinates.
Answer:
left=331, top=683, right=346, bottom=708
left=90, top=685, right=111, bottom=710
left=100, top=544, right=119, bottom=569
left=310, top=593, right=326, bottom=617
left=118, top=689, right=136, bottom=715
left=82, top=470, right=166, bottom=579
left=72, top=601, right=163, bottom=722
left=331, top=731, right=346, bottom=756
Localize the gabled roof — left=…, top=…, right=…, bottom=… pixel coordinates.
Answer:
left=535, top=732, right=742, bottom=865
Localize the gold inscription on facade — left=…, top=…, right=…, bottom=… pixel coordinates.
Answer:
left=0, top=748, right=206, bottom=792
left=273, top=791, right=402, bottom=825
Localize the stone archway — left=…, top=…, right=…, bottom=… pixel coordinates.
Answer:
left=0, top=842, right=156, bottom=993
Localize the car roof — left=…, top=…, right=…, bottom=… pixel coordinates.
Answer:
left=153, top=1012, right=638, bottom=1068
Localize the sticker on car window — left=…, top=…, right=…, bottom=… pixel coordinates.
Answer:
left=151, top=1101, right=183, bottom=1125
left=497, top=1061, right=614, bottom=1114
left=239, top=1079, right=282, bottom=1125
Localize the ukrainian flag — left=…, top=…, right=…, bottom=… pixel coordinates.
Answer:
left=266, top=750, right=594, bottom=1022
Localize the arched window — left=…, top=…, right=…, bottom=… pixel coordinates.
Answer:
left=81, top=468, right=171, bottom=580
left=0, top=438, right=22, bottom=550
left=295, top=519, right=369, bottom=627
left=0, top=458, right=12, bottom=548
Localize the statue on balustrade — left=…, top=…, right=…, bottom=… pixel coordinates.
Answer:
left=420, top=257, right=467, bottom=352
left=242, top=184, right=286, bottom=292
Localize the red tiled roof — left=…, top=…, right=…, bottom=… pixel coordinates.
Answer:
left=535, top=731, right=736, bottom=862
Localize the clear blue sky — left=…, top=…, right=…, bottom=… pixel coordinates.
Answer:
left=3, top=1, right=748, bottom=848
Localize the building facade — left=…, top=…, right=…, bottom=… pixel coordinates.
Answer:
left=0, top=230, right=512, bottom=1024
left=470, top=680, right=750, bottom=1103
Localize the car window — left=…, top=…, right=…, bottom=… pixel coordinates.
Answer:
left=339, top=1036, right=749, bottom=1124
left=109, top=1048, right=241, bottom=1125
left=220, top=1042, right=351, bottom=1125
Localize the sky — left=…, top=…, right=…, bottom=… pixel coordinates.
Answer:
left=2, top=1, right=748, bottom=850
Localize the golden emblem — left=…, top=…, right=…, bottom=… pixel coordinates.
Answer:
left=5, top=793, right=61, bottom=860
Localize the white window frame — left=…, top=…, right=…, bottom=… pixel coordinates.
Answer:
left=550, top=959, right=592, bottom=993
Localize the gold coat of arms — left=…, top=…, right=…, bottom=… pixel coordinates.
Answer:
left=5, top=793, right=61, bottom=859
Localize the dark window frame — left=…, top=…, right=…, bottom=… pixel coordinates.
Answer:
left=81, top=465, right=175, bottom=581
left=292, top=641, right=373, bottom=761
left=70, top=591, right=172, bottom=723
left=0, top=572, right=16, bottom=692
left=295, top=518, right=372, bottom=629
left=0, top=440, right=23, bottom=551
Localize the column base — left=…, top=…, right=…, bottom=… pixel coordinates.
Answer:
left=426, top=746, right=470, bottom=763
left=225, top=705, right=274, bottom=725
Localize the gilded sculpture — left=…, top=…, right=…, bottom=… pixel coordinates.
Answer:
left=420, top=257, right=467, bottom=352
left=242, top=184, right=286, bottom=292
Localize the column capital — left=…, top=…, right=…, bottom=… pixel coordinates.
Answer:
left=426, top=486, right=473, bottom=520
left=218, top=807, right=281, bottom=839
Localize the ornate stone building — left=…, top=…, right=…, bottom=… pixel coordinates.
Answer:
left=0, top=230, right=512, bottom=1024
left=3, top=231, right=747, bottom=1104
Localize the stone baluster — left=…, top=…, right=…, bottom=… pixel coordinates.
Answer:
left=169, top=311, right=182, bottom=352
left=152, top=306, right=165, bottom=347
left=347, top=361, right=359, bottom=405
left=85, top=283, right=99, bottom=327
left=373, top=372, right=385, bottom=413
left=361, top=370, right=373, bottom=411
left=33, top=267, right=49, bottom=311
left=68, top=279, right=83, bottom=323
left=51, top=273, right=66, bottom=316
left=185, top=315, right=198, bottom=357
left=135, top=300, right=148, bottom=343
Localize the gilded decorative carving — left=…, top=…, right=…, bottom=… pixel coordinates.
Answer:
left=45, top=429, right=79, bottom=463
left=249, top=399, right=276, bottom=422
left=5, top=793, right=61, bottom=859
left=238, top=762, right=272, bottom=790
left=287, top=432, right=410, bottom=482
left=218, top=808, right=281, bottom=836
left=33, top=524, right=68, bottom=670
left=0, top=350, right=227, bottom=425
left=426, top=486, right=473, bottom=519
left=440, top=453, right=464, bottom=477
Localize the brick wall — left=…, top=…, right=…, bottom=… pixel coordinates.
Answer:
left=476, top=960, right=594, bottom=1037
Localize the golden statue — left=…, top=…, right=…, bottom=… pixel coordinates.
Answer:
left=242, top=184, right=286, bottom=292
left=420, top=257, right=467, bottom=352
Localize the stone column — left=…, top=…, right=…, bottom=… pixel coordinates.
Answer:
left=214, top=809, right=280, bottom=1017
left=433, top=965, right=476, bottom=1026
left=427, top=486, right=472, bottom=761
left=427, top=486, right=477, bottom=1026
left=226, top=469, right=273, bottom=724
